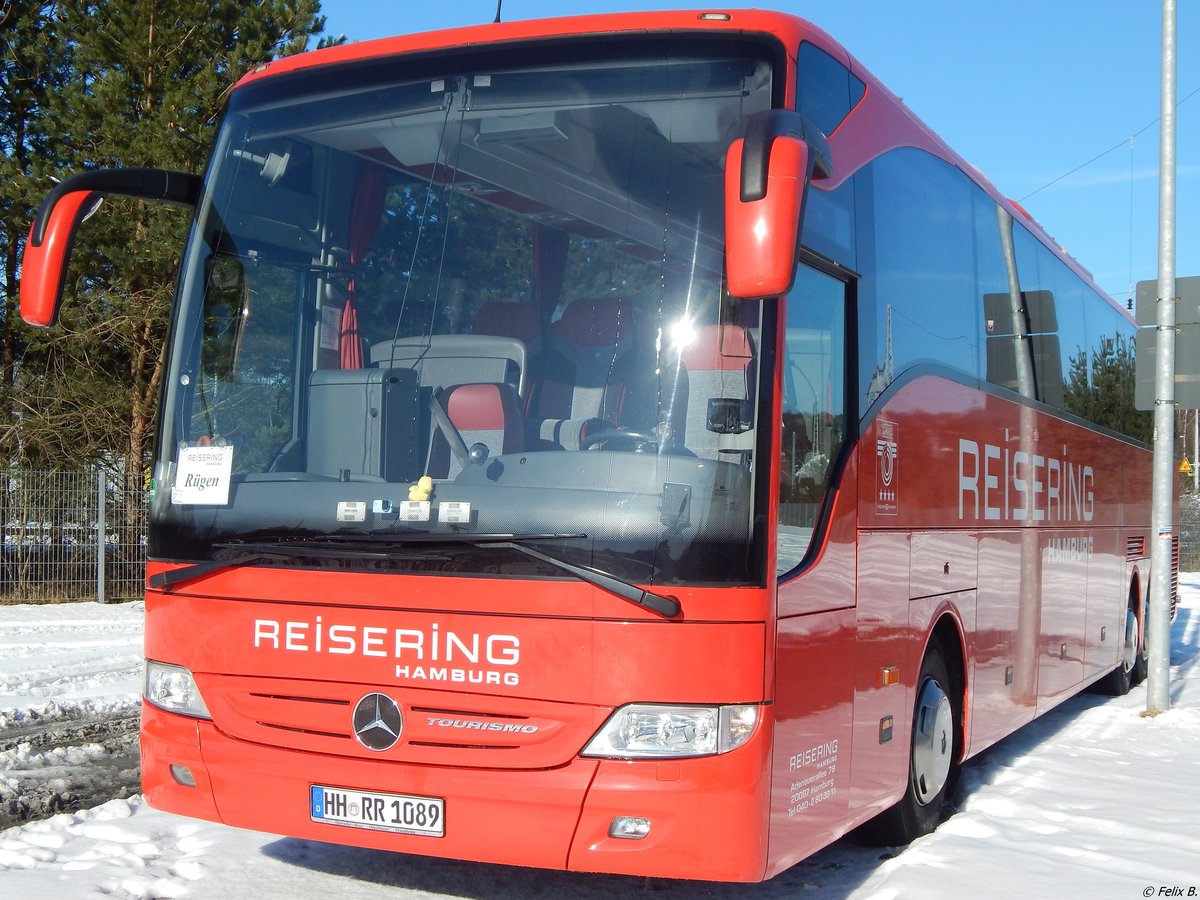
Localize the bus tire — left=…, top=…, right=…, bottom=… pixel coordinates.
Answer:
left=1096, top=591, right=1139, bottom=696
left=859, top=638, right=961, bottom=846
left=1131, top=598, right=1149, bottom=686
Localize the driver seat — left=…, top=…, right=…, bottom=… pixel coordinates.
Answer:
left=525, top=296, right=634, bottom=450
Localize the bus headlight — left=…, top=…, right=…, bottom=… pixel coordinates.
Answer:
left=144, top=660, right=211, bottom=719
left=581, top=703, right=759, bottom=759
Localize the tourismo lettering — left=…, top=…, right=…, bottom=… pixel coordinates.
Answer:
left=426, top=717, right=537, bottom=732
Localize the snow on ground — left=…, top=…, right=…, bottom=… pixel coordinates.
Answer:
left=0, top=603, right=142, bottom=829
left=0, top=600, right=142, bottom=716
left=0, top=585, right=1197, bottom=899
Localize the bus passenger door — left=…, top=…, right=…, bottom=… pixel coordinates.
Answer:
left=771, top=262, right=857, bottom=867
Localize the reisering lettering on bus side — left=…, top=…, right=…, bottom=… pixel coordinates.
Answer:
left=958, top=438, right=1094, bottom=523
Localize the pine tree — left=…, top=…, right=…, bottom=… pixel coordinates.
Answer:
left=0, top=0, right=69, bottom=461
left=12, top=0, right=326, bottom=476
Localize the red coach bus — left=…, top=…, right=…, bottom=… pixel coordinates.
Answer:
left=21, top=9, right=1169, bottom=883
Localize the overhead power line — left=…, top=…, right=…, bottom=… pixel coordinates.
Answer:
left=1019, top=84, right=1200, bottom=203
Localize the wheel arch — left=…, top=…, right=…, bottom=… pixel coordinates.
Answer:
left=856, top=608, right=968, bottom=847
left=1129, top=568, right=1145, bottom=629
left=927, top=612, right=967, bottom=762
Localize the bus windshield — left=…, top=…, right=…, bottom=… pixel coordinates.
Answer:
left=152, top=37, right=777, bottom=587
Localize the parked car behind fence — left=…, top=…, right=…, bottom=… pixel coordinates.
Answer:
left=1, top=469, right=147, bottom=603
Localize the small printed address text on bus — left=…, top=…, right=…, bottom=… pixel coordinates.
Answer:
left=786, top=739, right=838, bottom=817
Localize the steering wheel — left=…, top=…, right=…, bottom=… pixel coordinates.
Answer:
left=579, top=429, right=659, bottom=452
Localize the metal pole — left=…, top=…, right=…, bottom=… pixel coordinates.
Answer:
left=96, top=470, right=106, bottom=604
left=997, top=207, right=1041, bottom=704
left=1147, top=0, right=1177, bottom=714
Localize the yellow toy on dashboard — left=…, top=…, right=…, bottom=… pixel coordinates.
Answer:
left=408, top=475, right=433, bottom=502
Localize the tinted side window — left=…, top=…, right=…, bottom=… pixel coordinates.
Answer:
left=986, top=218, right=1148, bottom=440
left=856, top=148, right=982, bottom=411
left=802, top=178, right=856, bottom=269
left=1072, top=300, right=1150, bottom=442
left=778, top=264, right=847, bottom=574
left=797, top=42, right=865, bottom=138
left=1011, top=227, right=1089, bottom=411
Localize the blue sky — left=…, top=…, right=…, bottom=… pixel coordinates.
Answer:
left=316, top=1, right=1198, bottom=307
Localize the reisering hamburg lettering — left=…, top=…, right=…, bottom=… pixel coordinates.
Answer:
left=958, top=439, right=1094, bottom=523
left=253, top=619, right=521, bottom=686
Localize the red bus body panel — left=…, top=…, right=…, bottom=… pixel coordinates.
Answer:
left=143, top=574, right=775, bottom=880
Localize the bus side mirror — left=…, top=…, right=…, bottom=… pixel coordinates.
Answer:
left=724, top=111, right=831, bottom=300
left=21, top=190, right=100, bottom=327
left=20, top=168, right=202, bottom=327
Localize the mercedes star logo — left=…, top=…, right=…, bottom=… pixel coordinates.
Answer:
left=352, top=692, right=404, bottom=751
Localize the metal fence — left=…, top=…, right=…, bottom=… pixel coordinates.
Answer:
left=1, top=469, right=147, bottom=604
left=1180, top=493, right=1200, bottom=572
left=2, top=466, right=1199, bottom=604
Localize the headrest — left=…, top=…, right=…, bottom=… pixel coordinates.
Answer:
left=445, top=383, right=515, bottom=431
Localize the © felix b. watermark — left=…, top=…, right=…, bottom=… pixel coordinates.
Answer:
left=1144, top=888, right=1198, bottom=897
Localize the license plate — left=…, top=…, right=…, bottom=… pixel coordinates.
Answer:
left=310, top=785, right=444, bottom=837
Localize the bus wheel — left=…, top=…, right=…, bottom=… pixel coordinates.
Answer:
left=859, top=639, right=960, bottom=846
left=1131, top=597, right=1149, bottom=686
left=1096, top=590, right=1140, bottom=696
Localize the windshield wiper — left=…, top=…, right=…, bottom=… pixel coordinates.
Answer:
left=148, top=532, right=682, bottom=619
left=149, top=532, right=576, bottom=591
left=486, top=541, right=681, bottom=619
left=147, top=541, right=391, bottom=591
left=326, top=533, right=682, bottom=618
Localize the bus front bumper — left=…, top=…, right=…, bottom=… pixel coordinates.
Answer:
left=142, top=701, right=772, bottom=882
